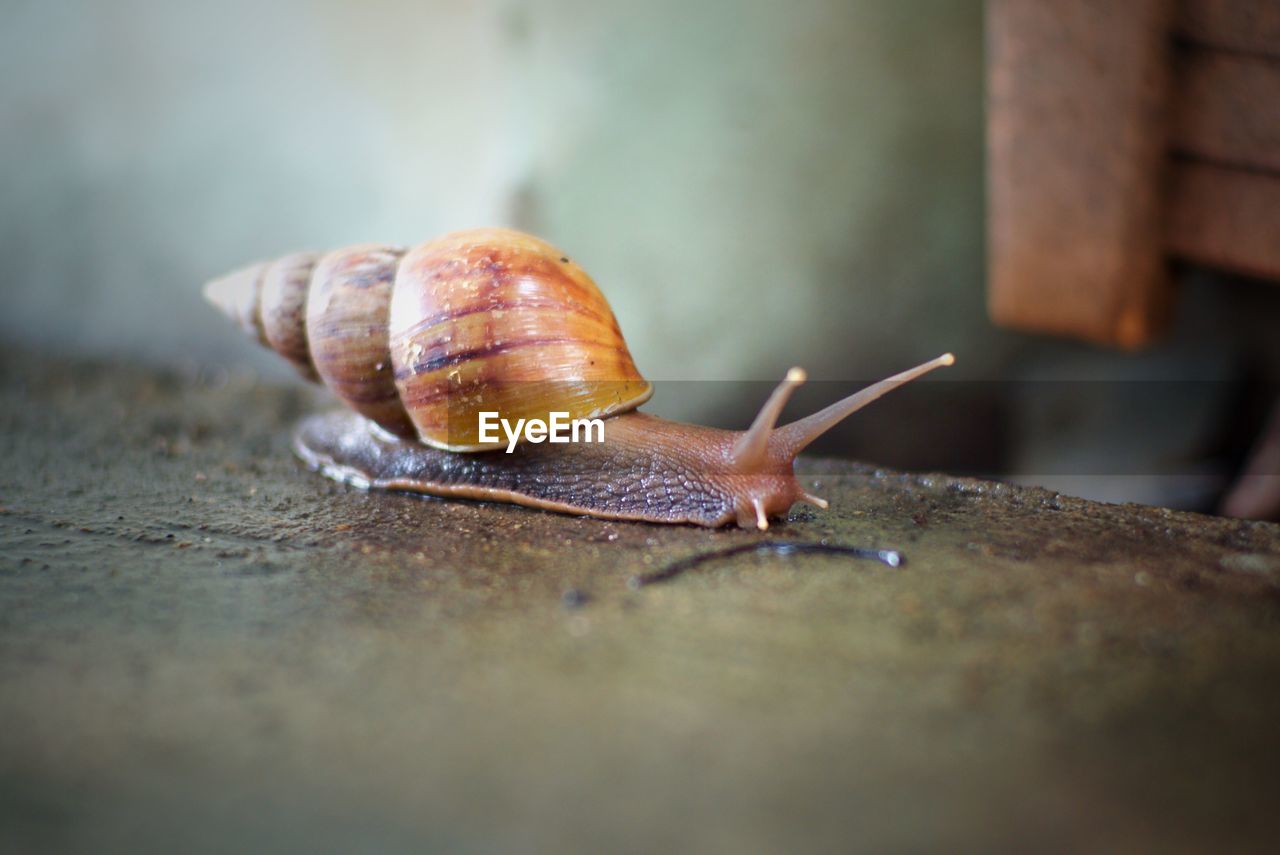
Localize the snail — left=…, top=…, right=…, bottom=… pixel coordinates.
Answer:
left=205, top=227, right=954, bottom=529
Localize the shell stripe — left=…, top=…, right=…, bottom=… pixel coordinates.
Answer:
left=396, top=296, right=611, bottom=336
left=396, top=336, right=583, bottom=378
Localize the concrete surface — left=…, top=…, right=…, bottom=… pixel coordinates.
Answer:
left=2, top=347, right=1280, bottom=853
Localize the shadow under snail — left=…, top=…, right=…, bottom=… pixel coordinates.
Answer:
left=205, top=227, right=954, bottom=529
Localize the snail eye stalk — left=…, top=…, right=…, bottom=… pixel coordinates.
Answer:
left=730, top=367, right=807, bottom=472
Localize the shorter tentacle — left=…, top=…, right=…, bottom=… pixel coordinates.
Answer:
left=730, top=367, right=806, bottom=472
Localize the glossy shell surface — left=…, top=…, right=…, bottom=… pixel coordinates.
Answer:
left=206, top=228, right=652, bottom=451
left=388, top=229, right=652, bottom=451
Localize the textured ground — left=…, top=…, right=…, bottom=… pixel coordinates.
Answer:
left=2, top=348, right=1280, bottom=853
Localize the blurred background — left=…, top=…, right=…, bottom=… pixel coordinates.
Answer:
left=2, top=0, right=1277, bottom=512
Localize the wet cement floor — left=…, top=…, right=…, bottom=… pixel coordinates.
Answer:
left=3, top=347, right=1280, bottom=852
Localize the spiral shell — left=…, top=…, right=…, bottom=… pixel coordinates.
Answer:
left=205, top=228, right=653, bottom=451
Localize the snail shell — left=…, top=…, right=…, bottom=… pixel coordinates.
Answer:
left=205, top=228, right=653, bottom=451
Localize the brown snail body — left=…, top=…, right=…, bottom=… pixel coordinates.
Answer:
left=206, top=227, right=953, bottom=529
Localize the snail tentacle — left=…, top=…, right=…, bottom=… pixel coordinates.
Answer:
left=729, top=367, right=807, bottom=473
